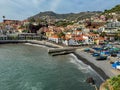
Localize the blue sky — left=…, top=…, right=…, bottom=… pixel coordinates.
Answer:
left=0, top=0, right=120, bottom=22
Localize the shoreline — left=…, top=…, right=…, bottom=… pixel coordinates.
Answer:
left=25, top=41, right=110, bottom=80
left=73, top=52, right=109, bottom=80
left=26, top=41, right=106, bottom=89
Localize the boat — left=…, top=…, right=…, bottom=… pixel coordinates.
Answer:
left=92, top=52, right=100, bottom=57
left=111, top=53, right=117, bottom=57
left=96, top=55, right=107, bottom=60
left=84, top=48, right=90, bottom=52
left=112, top=61, right=120, bottom=69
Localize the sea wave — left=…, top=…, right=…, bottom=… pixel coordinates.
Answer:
left=24, top=43, right=49, bottom=48
left=69, top=53, right=104, bottom=81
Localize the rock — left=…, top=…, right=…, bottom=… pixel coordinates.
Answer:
left=86, top=77, right=95, bottom=85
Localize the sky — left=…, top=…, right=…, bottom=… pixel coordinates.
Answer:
left=0, top=0, right=120, bottom=22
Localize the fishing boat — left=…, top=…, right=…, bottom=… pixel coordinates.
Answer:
left=96, top=55, right=107, bottom=60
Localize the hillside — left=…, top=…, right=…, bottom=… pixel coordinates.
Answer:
left=28, top=11, right=102, bottom=21
left=100, top=75, right=120, bottom=90
left=103, top=4, right=120, bottom=21
left=104, top=4, right=120, bottom=14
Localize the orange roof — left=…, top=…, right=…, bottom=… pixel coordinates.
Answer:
left=74, top=36, right=85, bottom=41
left=95, top=37, right=105, bottom=41
left=75, top=30, right=82, bottom=32
left=51, top=35, right=59, bottom=38
left=88, top=33, right=98, bottom=36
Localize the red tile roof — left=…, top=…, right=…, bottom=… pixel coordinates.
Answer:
left=74, top=36, right=85, bottom=41
left=95, top=37, right=105, bottom=41
left=50, top=35, right=59, bottom=38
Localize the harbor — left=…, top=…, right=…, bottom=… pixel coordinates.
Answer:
left=0, top=0, right=120, bottom=90
left=0, top=43, right=101, bottom=90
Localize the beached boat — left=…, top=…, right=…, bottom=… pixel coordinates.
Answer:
left=112, top=61, right=120, bottom=69
left=96, top=55, right=107, bottom=60
left=111, top=53, right=117, bottom=57
left=84, top=48, right=90, bottom=52
left=92, top=47, right=102, bottom=51
left=92, top=52, right=100, bottom=57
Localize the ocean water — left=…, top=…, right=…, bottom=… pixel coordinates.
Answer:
left=0, top=44, right=103, bottom=90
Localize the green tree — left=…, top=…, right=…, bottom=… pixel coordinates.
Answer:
left=57, top=32, right=65, bottom=38
left=55, top=20, right=74, bottom=27
left=29, top=18, right=35, bottom=23
left=100, top=32, right=107, bottom=37
left=108, top=75, right=120, bottom=90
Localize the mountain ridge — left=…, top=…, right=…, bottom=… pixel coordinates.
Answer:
left=28, top=11, right=102, bottom=21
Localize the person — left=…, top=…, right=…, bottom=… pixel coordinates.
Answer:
left=107, top=56, right=111, bottom=60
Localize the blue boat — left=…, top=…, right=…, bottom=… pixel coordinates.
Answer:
left=84, top=48, right=90, bottom=52
left=92, top=47, right=102, bottom=51
left=92, top=52, right=100, bottom=57
left=112, top=61, right=120, bottom=69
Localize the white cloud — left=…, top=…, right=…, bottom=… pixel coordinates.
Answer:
left=0, top=0, right=120, bottom=22
left=32, top=0, right=44, bottom=5
left=0, top=0, right=46, bottom=21
left=50, top=0, right=62, bottom=11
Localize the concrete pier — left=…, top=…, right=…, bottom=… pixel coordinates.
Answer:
left=48, top=47, right=77, bottom=54
left=51, top=50, right=74, bottom=56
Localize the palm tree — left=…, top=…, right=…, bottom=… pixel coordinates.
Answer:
left=3, top=16, right=5, bottom=19
left=2, top=16, right=5, bottom=22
